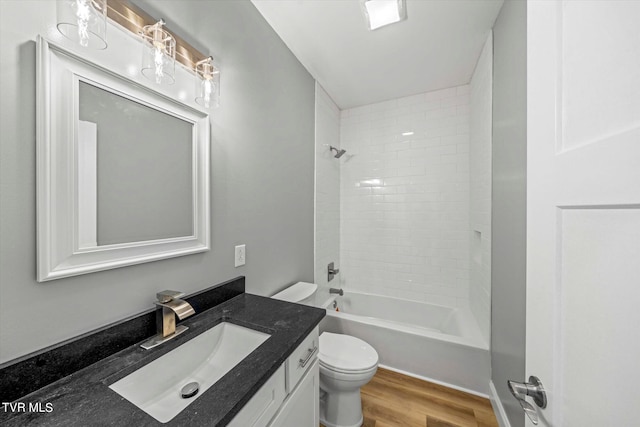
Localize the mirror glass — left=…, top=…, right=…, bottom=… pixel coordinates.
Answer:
left=77, top=81, right=194, bottom=247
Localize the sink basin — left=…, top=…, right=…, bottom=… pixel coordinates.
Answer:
left=109, top=322, right=270, bottom=423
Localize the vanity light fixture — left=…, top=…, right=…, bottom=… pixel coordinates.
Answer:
left=57, top=0, right=222, bottom=103
left=195, top=57, right=220, bottom=109
left=140, top=19, right=176, bottom=85
left=56, top=0, right=108, bottom=49
left=361, top=0, right=407, bottom=31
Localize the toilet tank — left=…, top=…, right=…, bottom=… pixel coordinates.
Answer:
left=271, top=282, right=317, bottom=305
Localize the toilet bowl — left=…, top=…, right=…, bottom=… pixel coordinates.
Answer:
left=318, top=332, right=378, bottom=427
left=271, top=282, right=379, bottom=427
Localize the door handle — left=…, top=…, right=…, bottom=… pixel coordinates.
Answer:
left=508, top=376, right=547, bottom=425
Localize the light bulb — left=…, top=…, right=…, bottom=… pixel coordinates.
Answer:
left=194, top=56, right=219, bottom=109
left=201, top=79, right=213, bottom=108
left=154, top=46, right=164, bottom=84
left=75, top=0, right=91, bottom=47
left=57, top=0, right=107, bottom=49
left=140, top=20, right=176, bottom=85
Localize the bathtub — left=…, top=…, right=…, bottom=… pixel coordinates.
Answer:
left=319, top=290, right=490, bottom=396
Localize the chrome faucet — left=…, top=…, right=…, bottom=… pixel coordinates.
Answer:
left=329, top=288, right=344, bottom=296
left=141, top=290, right=195, bottom=350
left=155, top=290, right=195, bottom=337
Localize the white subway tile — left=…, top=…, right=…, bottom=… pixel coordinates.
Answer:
left=339, top=83, right=473, bottom=306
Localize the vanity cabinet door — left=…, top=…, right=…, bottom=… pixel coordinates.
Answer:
left=227, top=364, right=286, bottom=427
left=269, top=359, right=319, bottom=427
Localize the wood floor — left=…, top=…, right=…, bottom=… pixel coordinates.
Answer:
left=321, top=367, right=499, bottom=427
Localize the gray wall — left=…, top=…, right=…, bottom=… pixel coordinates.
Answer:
left=491, top=0, right=527, bottom=426
left=0, top=0, right=315, bottom=364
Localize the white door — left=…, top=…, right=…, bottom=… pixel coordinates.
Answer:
left=524, top=1, right=640, bottom=426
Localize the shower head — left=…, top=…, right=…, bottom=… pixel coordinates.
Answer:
left=329, top=146, right=347, bottom=159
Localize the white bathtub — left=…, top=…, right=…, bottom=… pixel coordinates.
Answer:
left=319, top=290, right=490, bottom=396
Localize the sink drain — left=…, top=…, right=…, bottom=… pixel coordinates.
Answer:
left=180, top=382, right=200, bottom=399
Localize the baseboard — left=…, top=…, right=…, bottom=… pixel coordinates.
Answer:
left=378, top=364, right=489, bottom=399
left=489, top=380, right=512, bottom=427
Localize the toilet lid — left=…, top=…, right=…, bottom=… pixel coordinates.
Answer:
left=271, top=282, right=317, bottom=303
left=319, top=332, right=378, bottom=373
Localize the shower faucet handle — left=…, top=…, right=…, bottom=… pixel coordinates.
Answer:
left=328, top=262, right=340, bottom=282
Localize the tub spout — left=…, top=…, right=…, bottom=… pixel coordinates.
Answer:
left=329, top=288, right=344, bottom=296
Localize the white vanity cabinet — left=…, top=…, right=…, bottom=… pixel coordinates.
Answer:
left=226, top=364, right=287, bottom=427
left=269, top=359, right=319, bottom=427
left=227, top=327, right=319, bottom=427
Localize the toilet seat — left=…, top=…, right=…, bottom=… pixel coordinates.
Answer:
left=319, top=362, right=378, bottom=384
left=319, top=332, right=379, bottom=374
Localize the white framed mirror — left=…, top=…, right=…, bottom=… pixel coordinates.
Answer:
left=36, top=36, right=210, bottom=281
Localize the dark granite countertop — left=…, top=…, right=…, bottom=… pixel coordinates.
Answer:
left=0, top=293, right=325, bottom=426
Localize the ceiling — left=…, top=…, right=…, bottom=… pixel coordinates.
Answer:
left=251, top=0, right=504, bottom=109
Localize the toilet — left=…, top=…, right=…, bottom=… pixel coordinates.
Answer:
left=272, top=282, right=379, bottom=427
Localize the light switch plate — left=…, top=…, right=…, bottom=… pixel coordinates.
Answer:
left=234, top=245, right=246, bottom=267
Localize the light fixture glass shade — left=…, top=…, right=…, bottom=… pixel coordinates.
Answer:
left=56, top=0, right=108, bottom=49
left=194, top=57, right=220, bottom=109
left=361, top=0, right=407, bottom=31
left=141, top=20, right=176, bottom=85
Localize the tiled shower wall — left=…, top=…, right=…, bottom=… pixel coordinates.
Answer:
left=469, top=34, right=493, bottom=344
left=339, top=86, right=471, bottom=307
left=314, top=83, right=341, bottom=292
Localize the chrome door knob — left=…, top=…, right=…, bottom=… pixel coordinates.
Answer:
left=508, top=376, right=547, bottom=425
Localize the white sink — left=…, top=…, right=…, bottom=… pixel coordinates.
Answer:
left=109, top=322, right=270, bottom=423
